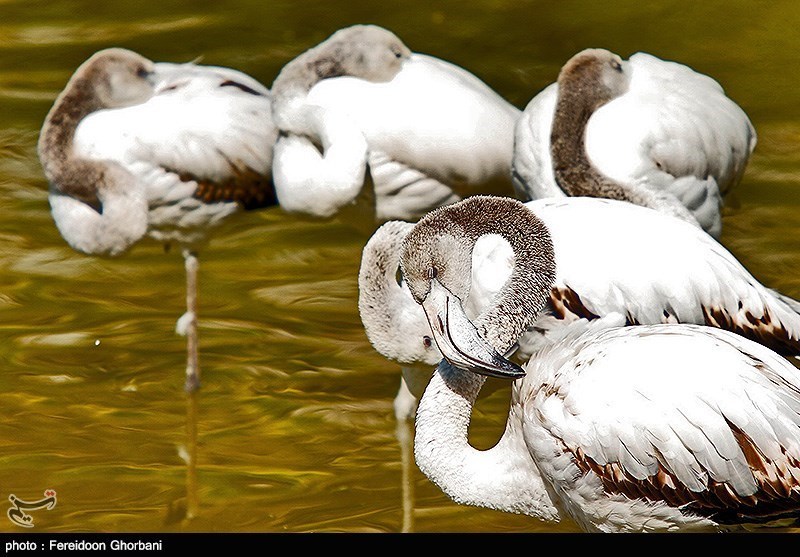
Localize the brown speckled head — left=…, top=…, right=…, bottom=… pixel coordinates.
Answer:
left=548, top=47, right=698, bottom=222
left=319, top=24, right=411, bottom=81
left=91, top=48, right=155, bottom=107
left=399, top=200, right=474, bottom=306
left=556, top=48, right=630, bottom=110
left=271, top=24, right=412, bottom=100
left=400, top=195, right=556, bottom=355
left=38, top=48, right=156, bottom=207
left=65, top=48, right=156, bottom=110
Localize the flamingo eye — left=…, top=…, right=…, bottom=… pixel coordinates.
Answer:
left=391, top=45, right=404, bottom=59
left=136, top=66, right=151, bottom=79
left=610, top=60, right=622, bottom=72
left=423, top=336, right=432, bottom=348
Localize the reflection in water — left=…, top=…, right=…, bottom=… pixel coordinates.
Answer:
left=184, top=391, right=199, bottom=524
left=163, top=391, right=200, bottom=527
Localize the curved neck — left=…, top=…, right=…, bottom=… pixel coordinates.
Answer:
left=270, top=28, right=406, bottom=138
left=464, top=203, right=556, bottom=355
left=549, top=88, right=702, bottom=228
left=414, top=361, right=560, bottom=521
left=270, top=39, right=362, bottom=134
left=39, top=74, right=105, bottom=207
left=40, top=75, right=102, bottom=170
left=271, top=44, right=349, bottom=102
left=358, top=222, right=440, bottom=365
left=550, top=88, right=632, bottom=200
left=48, top=164, right=148, bottom=256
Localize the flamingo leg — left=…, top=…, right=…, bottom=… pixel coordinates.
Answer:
left=184, top=390, right=199, bottom=521
left=179, top=249, right=200, bottom=392
left=393, top=373, right=418, bottom=422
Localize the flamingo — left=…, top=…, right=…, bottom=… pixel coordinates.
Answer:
left=358, top=195, right=800, bottom=421
left=512, top=48, right=756, bottom=239
left=270, top=24, right=521, bottom=224
left=398, top=195, right=800, bottom=532
left=38, top=48, right=277, bottom=391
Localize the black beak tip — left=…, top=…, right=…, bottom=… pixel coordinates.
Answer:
left=473, top=359, right=526, bottom=380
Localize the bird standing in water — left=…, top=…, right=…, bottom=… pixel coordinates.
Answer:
left=38, top=48, right=277, bottom=391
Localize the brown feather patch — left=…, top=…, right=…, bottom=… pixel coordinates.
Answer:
left=565, top=421, right=800, bottom=524
left=166, top=165, right=276, bottom=210
left=702, top=304, right=800, bottom=358
left=549, top=286, right=600, bottom=321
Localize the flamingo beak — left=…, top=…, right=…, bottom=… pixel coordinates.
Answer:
left=420, top=278, right=525, bottom=380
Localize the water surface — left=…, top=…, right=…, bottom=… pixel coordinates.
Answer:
left=1, top=0, right=799, bottom=534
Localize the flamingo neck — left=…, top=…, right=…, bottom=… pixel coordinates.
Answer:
left=415, top=361, right=560, bottom=521
left=39, top=74, right=107, bottom=208
left=465, top=204, right=555, bottom=355
left=48, top=193, right=145, bottom=256
left=270, top=37, right=362, bottom=135
left=550, top=88, right=632, bottom=201
left=550, top=89, right=702, bottom=227
left=40, top=73, right=105, bottom=168
left=271, top=45, right=349, bottom=102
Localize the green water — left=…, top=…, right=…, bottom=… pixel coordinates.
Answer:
left=1, top=0, right=798, bottom=533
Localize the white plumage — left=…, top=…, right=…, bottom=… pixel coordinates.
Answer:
left=358, top=196, right=800, bottom=420
left=512, top=49, right=756, bottom=238
left=270, top=25, right=521, bottom=223
left=38, top=48, right=276, bottom=390
left=68, top=59, right=275, bottom=248
left=398, top=195, right=800, bottom=532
